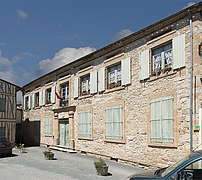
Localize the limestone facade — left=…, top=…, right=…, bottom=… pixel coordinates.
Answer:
left=23, top=4, right=202, bottom=168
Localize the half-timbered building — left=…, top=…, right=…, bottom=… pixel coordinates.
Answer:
left=0, top=79, right=21, bottom=142
left=23, top=3, right=202, bottom=168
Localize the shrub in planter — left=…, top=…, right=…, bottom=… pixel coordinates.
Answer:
left=94, top=158, right=109, bottom=176
left=43, top=149, right=54, bottom=160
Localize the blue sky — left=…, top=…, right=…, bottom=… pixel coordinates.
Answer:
left=0, top=0, right=200, bottom=86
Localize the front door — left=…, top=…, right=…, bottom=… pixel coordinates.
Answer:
left=59, top=119, right=69, bottom=147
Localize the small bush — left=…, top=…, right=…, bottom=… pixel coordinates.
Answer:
left=94, top=158, right=107, bottom=168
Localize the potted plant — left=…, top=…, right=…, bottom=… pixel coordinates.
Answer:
left=94, top=158, right=109, bottom=176
left=43, top=149, right=54, bottom=160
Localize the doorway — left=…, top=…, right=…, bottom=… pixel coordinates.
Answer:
left=59, top=119, right=69, bottom=147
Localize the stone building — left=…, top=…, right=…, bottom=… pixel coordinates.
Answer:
left=23, top=3, right=202, bottom=168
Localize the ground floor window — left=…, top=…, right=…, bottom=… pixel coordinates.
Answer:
left=150, top=96, right=174, bottom=143
left=78, top=110, right=91, bottom=138
left=45, top=116, right=52, bottom=136
left=105, top=105, right=123, bottom=140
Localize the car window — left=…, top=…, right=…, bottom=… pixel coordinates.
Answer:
left=168, top=159, right=202, bottom=180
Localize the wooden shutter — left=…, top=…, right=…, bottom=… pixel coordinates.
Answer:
left=90, top=70, right=97, bottom=94
left=39, top=91, right=42, bottom=106
left=51, top=86, right=56, bottom=103
left=32, top=93, right=35, bottom=108
left=28, top=95, right=31, bottom=109
left=150, top=99, right=161, bottom=142
left=105, top=107, right=113, bottom=139
left=23, top=96, right=26, bottom=110
left=42, top=90, right=45, bottom=106
left=161, top=96, right=174, bottom=142
left=139, top=49, right=150, bottom=81
left=73, top=77, right=78, bottom=98
left=173, top=34, right=186, bottom=69
left=121, top=57, right=131, bottom=85
left=113, top=106, right=122, bottom=140
left=98, top=67, right=105, bottom=92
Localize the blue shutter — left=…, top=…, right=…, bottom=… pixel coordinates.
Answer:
left=150, top=99, right=161, bottom=142
left=161, top=96, right=173, bottom=142
left=173, top=34, right=186, bottom=69
left=121, top=57, right=131, bottom=85
left=139, top=49, right=150, bottom=80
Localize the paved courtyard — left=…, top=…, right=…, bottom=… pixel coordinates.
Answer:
left=0, top=147, right=142, bottom=180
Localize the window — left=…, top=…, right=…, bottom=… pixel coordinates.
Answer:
left=25, top=96, right=29, bottom=110
left=0, top=98, right=6, bottom=112
left=60, top=83, right=69, bottom=107
left=45, top=116, right=52, bottom=136
left=105, top=105, right=123, bottom=140
left=45, top=88, right=51, bottom=104
left=152, top=42, right=172, bottom=75
left=107, top=63, right=121, bottom=89
left=34, top=92, right=39, bottom=107
left=150, top=96, right=174, bottom=143
left=80, top=74, right=90, bottom=96
left=78, top=110, right=91, bottom=138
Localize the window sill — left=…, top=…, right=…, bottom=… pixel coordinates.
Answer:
left=105, top=86, right=124, bottom=94
left=34, top=106, right=40, bottom=110
left=78, top=137, right=93, bottom=141
left=78, top=94, right=92, bottom=99
left=45, top=104, right=52, bottom=107
left=45, top=135, right=53, bottom=137
left=148, top=142, right=177, bottom=148
left=148, top=71, right=177, bottom=82
left=104, top=138, right=125, bottom=144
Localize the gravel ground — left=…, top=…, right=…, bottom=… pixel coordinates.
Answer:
left=0, top=147, right=142, bottom=180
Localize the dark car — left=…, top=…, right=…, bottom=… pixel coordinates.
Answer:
left=126, top=150, right=202, bottom=180
left=0, top=136, right=12, bottom=157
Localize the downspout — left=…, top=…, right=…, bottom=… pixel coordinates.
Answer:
left=189, top=10, right=193, bottom=153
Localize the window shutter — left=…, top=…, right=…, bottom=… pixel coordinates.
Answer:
left=121, top=57, right=131, bottom=85
left=28, top=95, right=31, bottom=109
left=51, top=86, right=56, bottom=103
left=42, top=90, right=45, bottom=105
left=113, top=106, right=122, bottom=139
left=105, top=107, right=113, bottom=139
left=139, top=49, right=150, bottom=81
left=90, top=70, right=97, bottom=94
left=161, top=97, right=174, bottom=142
left=39, top=91, right=42, bottom=106
left=74, top=77, right=78, bottom=98
left=150, top=99, right=161, bottom=142
left=98, top=67, right=105, bottom=92
left=23, top=96, right=26, bottom=110
left=32, top=93, right=35, bottom=108
left=173, top=34, right=186, bottom=69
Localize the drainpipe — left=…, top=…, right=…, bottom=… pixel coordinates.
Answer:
left=189, top=10, right=193, bottom=153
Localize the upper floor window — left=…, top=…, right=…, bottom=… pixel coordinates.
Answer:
left=107, top=63, right=121, bottom=89
left=139, top=34, right=186, bottom=81
left=45, top=88, right=51, bottom=104
left=25, top=96, right=29, bottom=110
left=152, top=42, right=172, bottom=75
left=0, top=98, right=6, bottom=112
left=80, top=74, right=90, bottom=96
left=34, top=92, right=39, bottom=107
left=60, top=83, right=69, bottom=107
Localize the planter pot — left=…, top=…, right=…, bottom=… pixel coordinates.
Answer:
left=95, top=166, right=109, bottom=176
left=44, top=153, right=54, bottom=160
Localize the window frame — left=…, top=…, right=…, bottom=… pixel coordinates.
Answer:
left=25, top=96, right=29, bottom=110
left=148, top=92, right=177, bottom=148
left=80, top=73, right=90, bottom=96
left=44, top=116, right=53, bottom=136
left=60, top=82, right=69, bottom=107
left=45, top=88, right=52, bottom=105
left=77, top=107, right=93, bottom=140
left=104, top=101, right=125, bottom=143
left=34, top=92, right=39, bottom=107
